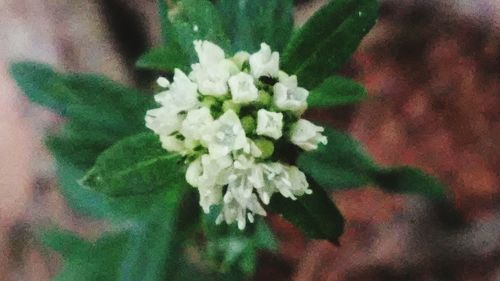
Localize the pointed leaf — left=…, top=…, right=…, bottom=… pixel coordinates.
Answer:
left=308, top=76, right=368, bottom=107
left=82, top=133, right=185, bottom=196
left=282, top=0, right=378, bottom=88
left=372, top=166, right=447, bottom=200
left=297, top=127, right=377, bottom=189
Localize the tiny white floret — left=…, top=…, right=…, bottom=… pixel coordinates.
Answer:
left=256, top=109, right=284, bottom=140
left=289, top=119, right=328, bottom=151
left=228, top=72, right=258, bottom=104
left=249, top=43, right=280, bottom=78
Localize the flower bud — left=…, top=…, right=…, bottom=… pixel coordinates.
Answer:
left=254, top=138, right=274, bottom=159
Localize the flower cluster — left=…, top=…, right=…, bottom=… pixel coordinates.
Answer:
left=146, top=40, right=327, bottom=229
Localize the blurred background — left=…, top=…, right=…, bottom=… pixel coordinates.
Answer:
left=1, top=0, right=499, bottom=280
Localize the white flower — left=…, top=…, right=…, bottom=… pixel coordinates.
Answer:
left=286, top=165, right=312, bottom=197
left=228, top=72, right=258, bottom=104
left=154, top=69, right=199, bottom=111
left=186, top=154, right=233, bottom=213
left=203, top=110, right=249, bottom=158
left=145, top=107, right=184, bottom=136
left=249, top=43, right=279, bottom=78
left=189, top=62, right=230, bottom=96
left=261, top=163, right=311, bottom=200
left=180, top=107, right=214, bottom=141
left=194, top=40, right=225, bottom=66
left=290, top=119, right=328, bottom=151
left=273, top=81, right=309, bottom=113
left=256, top=109, right=283, bottom=140
left=217, top=191, right=266, bottom=230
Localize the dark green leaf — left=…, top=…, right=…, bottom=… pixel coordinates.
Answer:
left=82, top=133, right=185, bottom=196
left=171, top=0, right=230, bottom=61
left=308, top=76, right=368, bottom=107
left=270, top=179, right=344, bottom=243
left=297, top=127, right=376, bottom=189
left=282, top=0, right=378, bottom=88
left=136, top=47, right=190, bottom=72
left=216, top=0, right=293, bottom=53
left=372, top=166, right=447, bottom=200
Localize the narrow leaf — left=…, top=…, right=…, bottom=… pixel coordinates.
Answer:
left=282, top=0, right=378, bottom=88
left=82, top=133, right=185, bottom=196
left=308, top=76, right=368, bottom=107
left=297, top=127, right=376, bottom=189
left=372, top=166, right=447, bottom=200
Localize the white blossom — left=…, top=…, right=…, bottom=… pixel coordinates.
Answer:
left=203, top=110, right=249, bottom=158
left=145, top=40, right=328, bottom=230
left=154, top=69, right=199, bottom=111
left=145, top=106, right=184, bottom=136
left=273, top=81, right=309, bottom=113
left=189, top=62, right=230, bottom=96
left=228, top=72, right=258, bottom=104
left=290, top=119, right=328, bottom=151
left=180, top=107, right=214, bottom=141
left=256, top=109, right=283, bottom=140
left=194, top=40, right=225, bottom=66
left=249, top=43, right=279, bottom=78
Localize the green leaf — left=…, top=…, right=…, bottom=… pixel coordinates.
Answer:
left=42, top=230, right=129, bottom=281
left=82, top=132, right=185, bottom=197
left=171, top=0, right=230, bottom=61
left=372, top=166, right=447, bottom=200
left=308, top=76, right=368, bottom=108
left=297, top=127, right=376, bottom=189
left=216, top=0, right=294, bottom=53
left=118, top=187, right=186, bottom=281
left=269, top=179, right=344, bottom=243
left=157, top=0, right=173, bottom=45
left=136, top=47, right=190, bottom=72
left=298, top=128, right=447, bottom=200
left=10, top=62, right=153, bottom=136
left=282, top=0, right=379, bottom=88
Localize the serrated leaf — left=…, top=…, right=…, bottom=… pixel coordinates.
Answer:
left=308, top=76, right=368, bottom=107
left=171, top=0, right=230, bottom=61
left=282, top=0, right=378, bottom=88
left=297, top=127, right=376, bottom=189
left=372, top=166, right=447, bottom=200
left=269, top=179, right=344, bottom=243
left=82, top=133, right=185, bottom=196
left=216, top=0, right=293, bottom=53
left=136, top=47, right=190, bottom=72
